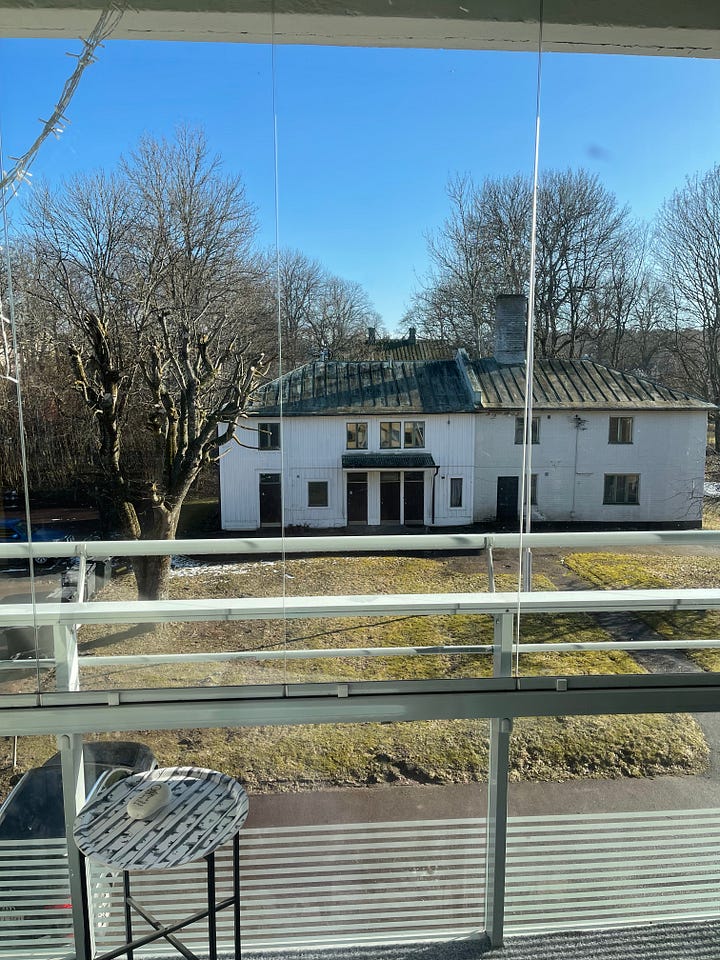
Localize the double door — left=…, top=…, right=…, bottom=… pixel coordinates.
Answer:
left=348, top=471, right=424, bottom=525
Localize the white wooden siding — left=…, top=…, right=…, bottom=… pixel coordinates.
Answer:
left=472, top=409, right=706, bottom=525
left=220, top=414, right=475, bottom=530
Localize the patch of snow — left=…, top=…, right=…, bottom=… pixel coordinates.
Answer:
left=705, top=482, right=720, bottom=498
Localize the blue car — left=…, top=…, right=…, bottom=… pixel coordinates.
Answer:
left=0, top=517, right=74, bottom=566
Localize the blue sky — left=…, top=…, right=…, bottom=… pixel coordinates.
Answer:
left=1, top=40, right=719, bottom=331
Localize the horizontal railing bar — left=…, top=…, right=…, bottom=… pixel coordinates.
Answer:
left=6, top=587, right=720, bottom=627
left=70, top=636, right=720, bottom=670
left=3, top=529, right=720, bottom=561
left=8, top=675, right=720, bottom=734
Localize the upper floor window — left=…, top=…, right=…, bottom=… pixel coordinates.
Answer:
left=604, top=473, right=639, bottom=505
left=380, top=422, right=401, bottom=449
left=346, top=422, right=368, bottom=449
left=258, top=422, right=281, bottom=450
left=515, top=415, right=540, bottom=444
left=609, top=416, right=633, bottom=444
left=404, top=421, right=425, bottom=448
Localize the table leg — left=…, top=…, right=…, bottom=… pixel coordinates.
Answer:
left=78, top=851, right=93, bottom=959
left=123, top=870, right=134, bottom=960
left=233, top=833, right=241, bottom=960
left=207, top=852, right=217, bottom=960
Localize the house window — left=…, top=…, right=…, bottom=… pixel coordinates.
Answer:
left=514, top=415, right=540, bottom=444
left=450, top=477, right=463, bottom=508
left=258, top=422, right=280, bottom=450
left=346, top=422, right=368, bottom=449
left=530, top=474, right=538, bottom=505
left=609, top=416, right=633, bottom=444
left=380, top=422, right=401, bottom=448
left=308, top=481, right=329, bottom=507
left=404, top=421, right=425, bottom=448
left=604, top=474, right=639, bottom=505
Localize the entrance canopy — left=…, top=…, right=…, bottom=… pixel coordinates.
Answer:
left=342, top=453, right=436, bottom=469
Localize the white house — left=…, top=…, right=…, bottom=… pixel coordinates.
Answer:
left=220, top=357, right=477, bottom=530
left=220, top=298, right=712, bottom=531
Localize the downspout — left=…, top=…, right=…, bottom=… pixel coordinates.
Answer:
left=431, top=465, right=440, bottom=525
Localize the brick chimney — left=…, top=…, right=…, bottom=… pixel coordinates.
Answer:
left=494, top=295, right=527, bottom=365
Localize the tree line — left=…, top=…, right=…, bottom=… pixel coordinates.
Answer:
left=0, top=127, right=380, bottom=598
left=405, top=167, right=720, bottom=446
left=3, top=126, right=720, bottom=598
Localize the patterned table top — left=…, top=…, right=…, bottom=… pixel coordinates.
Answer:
left=73, top=767, right=249, bottom=871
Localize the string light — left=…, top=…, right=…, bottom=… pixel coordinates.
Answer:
left=0, top=2, right=127, bottom=204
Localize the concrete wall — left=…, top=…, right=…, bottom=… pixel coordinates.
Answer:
left=473, top=408, right=707, bottom=526
left=220, top=413, right=475, bottom=530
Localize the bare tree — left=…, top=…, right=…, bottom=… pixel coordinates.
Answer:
left=410, top=174, right=529, bottom=352
left=278, top=249, right=380, bottom=366
left=22, top=128, right=271, bottom=599
left=412, top=169, right=631, bottom=361
left=656, top=163, right=720, bottom=448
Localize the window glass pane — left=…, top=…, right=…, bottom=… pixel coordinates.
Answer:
left=346, top=421, right=368, bottom=449
left=380, top=421, right=401, bottom=449
left=609, top=416, right=633, bottom=443
left=404, top=420, right=425, bottom=448
left=450, top=477, right=463, bottom=508
left=308, top=480, right=328, bottom=507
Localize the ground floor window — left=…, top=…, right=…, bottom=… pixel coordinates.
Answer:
left=308, top=481, right=329, bottom=507
left=603, top=473, right=639, bottom=505
left=450, top=477, right=463, bottom=508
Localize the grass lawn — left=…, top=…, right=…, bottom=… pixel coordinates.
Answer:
left=0, top=554, right=707, bottom=797
left=564, top=551, right=720, bottom=673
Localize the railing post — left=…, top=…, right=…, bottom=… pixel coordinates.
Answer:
left=53, top=623, right=79, bottom=692
left=486, top=537, right=496, bottom=593
left=493, top=611, right=513, bottom=678
left=55, top=604, right=91, bottom=957
left=485, top=612, right=514, bottom=947
left=59, top=732, right=92, bottom=960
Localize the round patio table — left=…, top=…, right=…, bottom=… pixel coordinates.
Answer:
left=73, top=766, right=249, bottom=960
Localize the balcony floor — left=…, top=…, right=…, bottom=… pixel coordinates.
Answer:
left=243, top=918, right=720, bottom=960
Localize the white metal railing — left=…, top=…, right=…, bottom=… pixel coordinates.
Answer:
left=1, top=528, right=720, bottom=563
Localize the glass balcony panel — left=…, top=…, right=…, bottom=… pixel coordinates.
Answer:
left=64, top=723, right=489, bottom=955
left=506, top=712, right=717, bottom=937
left=516, top=48, right=720, bottom=671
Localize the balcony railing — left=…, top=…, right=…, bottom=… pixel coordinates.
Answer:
left=2, top=530, right=720, bottom=957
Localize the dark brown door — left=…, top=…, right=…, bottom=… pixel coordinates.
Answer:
left=496, top=476, right=519, bottom=523
left=347, top=472, right=368, bottom=523
left=403, top=471, right=424, bottom=526
left=259, top=473, right=282, bottom=526
left=380, top=472, right=401, bottom=524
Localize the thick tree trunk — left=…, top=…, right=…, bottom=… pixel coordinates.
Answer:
left=132, top=506, right=180, bottom=601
